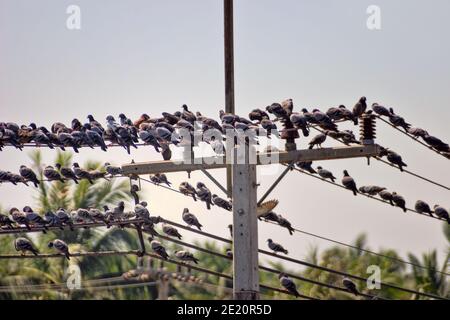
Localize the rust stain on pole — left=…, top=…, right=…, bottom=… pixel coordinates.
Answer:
left=224, top=0, right=235, bottom=197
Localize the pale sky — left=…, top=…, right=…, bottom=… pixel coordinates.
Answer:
left=1, top=0, right=449, bottom=272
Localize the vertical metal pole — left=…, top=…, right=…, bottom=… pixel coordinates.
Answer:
left=232, top=149, right=259, bottom=300
left=224, top=0, right=235, bottom=198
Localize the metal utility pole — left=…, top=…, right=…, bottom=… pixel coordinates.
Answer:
left=224, top=0, right=235, bottom=198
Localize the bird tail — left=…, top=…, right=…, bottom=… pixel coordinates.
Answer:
left=197, top=224, right=203, bottom=231
left=288, top=227, right=294, bottom=236
left=192, top=194, right=197, bottom=201
left=33, top=181, right=39, bottom=188
left=32, top=248, right=39, bottom=256
left=65, top=252, right=71, bottom=260
left=301, top=128, right=309, bottom=137
left=206, top=202, right=211, bottom=210
left=308, top=144, right=314, bottom=150
left=331, top=178, right=336, bottom=183
left=284, top=249, right=288, bottom=254
left=193, top=257, right=199, bottom=264
left=353, top=189, right=357, bottom=196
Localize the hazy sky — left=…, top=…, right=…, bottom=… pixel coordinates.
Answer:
left=1, top=0, right=449, bottom=272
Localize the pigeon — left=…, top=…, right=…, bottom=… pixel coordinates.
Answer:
left=175, top=250, right=199, bottom=264
left=0, top=126, right=23, bottom=150
left=308, top=133, right=327, bottom=149
left=43, top=165, right=65, bottom=183
left=196, top=182, right=213, bottom=210
left=337, top=105, right=356, bottom=123
left=371, top=103, right=391, bottom=117
left=130, top=184, right=140, bottom=205
left=82, top=124, right=107, bottom=151
left=258, top=211, right=279, bottom=223
left=358, top=185, right=386, bottom=196
left=267, top=239, right=288, bottom=255
left=312, top=109, right=337, bottom=131
left=225, top=248, right=233, bottom=258
left=290, top=112, right=309, bottom=137
left=116, top=126, right=138, bottom=154
left=317, top=166, right=336, bottom=182
left=57, top=131, right=79, bottom=153
left=386, top=151, right=407, bottom=172
left=388, top=108, right=411, bottom=132
left=104, top=162, right=123, bottom=177
left=392, top=192, right=407, bottom=212
left=112, top=201, right=125, bottom=222
left=433, top=205, right=450, bottom=224
left=266, top=103, right=288, bottom=120
left=134, top=201, right=150, bottom=222
left=138, top=130, right=161, bottom=152
left=415, top=200, right=433, bottom=217
left=19, top=165, right=40, bottom=187
left=29, top=124, right=54, bottom=148
left=56, top=208, right=74, bottom=231
left=38, top=126, right=66, bottom=150
left=342, top=170, right=358, bottom=196
left=150, top=239, right=169, bottom=260
left=44, top=211, right=64, bottom=230
left=182, top=208, right=202, bottom=230
left=142, top=221, right=160, bottom=239
left=23, top=206, right=48, bottom=231
left=378, top=190, right=394, bottom=206
left=342, top=278, right=359, bottom=296
left=73, top=163, right=94, bottom=184
left=326, top=106, right=346, bottom=121
left=88, top=207, right=109, bottom=225
left=279, top=273, right=300, bottom=298
left=422, top=135, right=449, bottom=152
left=249, top=108, right=270, bottom=122
left=340, top=130, right=360, bottom=145
left=179, top=182, right=197, bottom=201
left=407, top=127, right=429, bottom=138
left=296, top=161, right=317, bottom=174
left=181, top=104, right=197, bottom=124
left=87, top=115, right=104, bottom=132
left=150, top=173, right=171, bottom=187
left=0, top=213, right=15, bottom=229
left=277, top=214, right=295, bottom=235
left=15, top=237, right=39, bottom=255
left=212, top=194, right=232, bottom=211
left=48, top=239, right=71, bottom=260
left=8, top=173, right=29, bottom=186
left=352, top=97, right=367, bottom=125
left=10, top=207, right=30, bottom=229
left=55, top=163, right=78, bottom=184
left=74, top=208, right=94, bottom=224
left=162, top=224, right=183, bottom=239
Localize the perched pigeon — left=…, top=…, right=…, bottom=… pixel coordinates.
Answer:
left=149, top=173, right=171, bottom=187
left=388, top=108, right=411, bottom=132
left=73, top=163, right=94, bottom=184
left=290, top=112, right=309, bottom=137
left=83, top=124, right=107, bottom=151
left=8, top=172, right=29, bottom=186
left=130, top=184, right=140, bottom=205
left=342, top=170, right=358, bottom=196
left=433, top=205, right=450, bottom=224
left=249, top=108, right=270, bottom=122
left=212, top=194, right=232, bottom=211
left=277, top=214, right=295, bottom=235
left=386, top=151, right=407, bottom=172
left=415, top=200, right=433, bottom=217
left=43, top=165, right=65, bottom=183
left=279, top=273, right=300, bottom=298
left=88, top=207, right=109, bottom=225
left=342, top=278, right=359, bottom=296
left=392, top=192, right=407, bottom=212
left=104, top=162, right=123, bottom=176
left=337, top=105, right=356, bottom=123
left=358, top=185, right=386, bottom=196
left=44, top=211, right=64, bottom=230
left=15, top=237, right=39, bottom=256
left=296, top=161, right=317, bottom=174
left=182, top=208, right=202, bottom=230
left=10, top=207, right=30, bottom=229
left=267, top=239, right=288, bottom=255
left=196, top=182, right=213, bottom=210
left=56, top=208, right=74, bottom=231
left=258, top=211, right=279, bottom=223
left=19, top=165, right=40, bottom=188
left=175, top=250, right=199, bottom=264
left=0, top=213, right=15, bottom=229
left=422, top=135, right=449, bottom=152
left=48, top=239, right=71, bottom=260
left=74, top=208, right=93, bottom=224
left=312, top=109, right=337, bottom=131
left=134, top=201, right=150, bottom=222
left=371, top=103, right=391, bottom=117
left=162, top=224, right=182, bottom=239
left=317, top=166, right=336, bottom=182
left=378, top=190, right=394, bottom=206
left=407, top=127, right=429, bottom=138
left=150, top=239, right=169, bottom=260
left=308, top=133, right=327, bottom=149
left=352, top=97, right=367, bottom=125
left=55, top=163, right=78, bottom=184
left=179, top=182, right=197, bottom=201
left=23, top=206, right=48, bottom=231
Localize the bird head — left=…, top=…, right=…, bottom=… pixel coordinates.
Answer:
left=343, top=170, right=349, bottom=176
left=106, top=115, right=115, bottom=121
left=267, top=239, right=272, bottom=243
left=55, top=163, right=61, bottom=169
left=131, top=185, right=139, bottom=192
left=338, top=105, right=346, bottom=109
left=72, top=163, right=80, bottom=168
left=23, top=206, right=33, bottom=213
left=29, top=123, right=37, bottom=130
left=196, top=182, right=205, bottom=188
left=228, top=224, right=232, bottom=230
left=103, top=205, right=109, bottom=211
left=278, top=273, right=286, bottom=279
left=118, top=113, right=127, bottom=120
left=118, top=201, right=125, bottom=207
left=87, top=115, right=95, bottom=121
left=104, top=162, right=111, bottom=167
left=47, top=241, right=54, bottom=248
left=182, top=104, right=188, bottom=111
left=140, top=201, right=148, bottom=207
left=317, top=166, right=323, bottom=170
left=360, top=97, right=367, bottom=102
left=19, top=165, right=26, bottom=169
left=183, top=208, right=189, bottom=213
left=9, top=207, right=19, bottom=214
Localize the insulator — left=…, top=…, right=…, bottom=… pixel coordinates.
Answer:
left=359, top=113, right=376, bottom=145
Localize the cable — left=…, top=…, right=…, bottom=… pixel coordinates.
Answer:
left=158, top=217, right=447, bottom=300
left=310, top=125, right=450, bottom=192
left=154, top=234, right=380, bottom=299
left=375, top=115, right=450, bottom=160
left=263, top=221, right=450, bottom=277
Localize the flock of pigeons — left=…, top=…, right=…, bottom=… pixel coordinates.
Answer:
left=1, top=98, right=447, bottom=159
left=295, top=162, right=450, bottom=223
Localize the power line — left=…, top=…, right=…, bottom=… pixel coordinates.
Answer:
left=264, top=220, right=450, bottom=277
left=375, top=115, right=450, bottom=160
